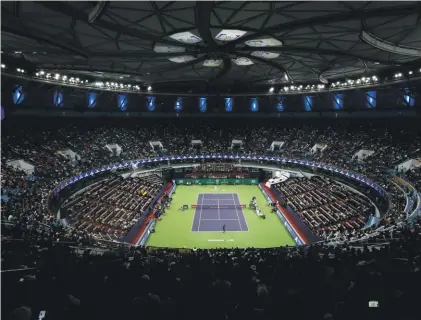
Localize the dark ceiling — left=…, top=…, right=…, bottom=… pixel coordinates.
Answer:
left=2, top=1, right=421, bottom=91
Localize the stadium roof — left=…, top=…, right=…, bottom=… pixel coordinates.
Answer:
left=2, top=1, right=421, bottom=93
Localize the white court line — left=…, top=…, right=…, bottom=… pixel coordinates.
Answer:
left=191, top=194, right=201, bottom=232
left=201, top=219, right=239, bottom=221
left=194, top=193, right=249, bottom=232
left=237, top=193, right=250, bottom=231
left=194, top=230, right=245, bottom=233
left=238, top=192, right=250, bottom=231
left=232, top=193, right=243, bottom=232
left=197, top=194, right=204, bottom=231
left=208, top=239, right=234, bottom=242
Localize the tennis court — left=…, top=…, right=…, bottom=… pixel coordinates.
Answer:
left=191, top=193, right=248, bottom=232
left=147, top=185, right=295, bottom=249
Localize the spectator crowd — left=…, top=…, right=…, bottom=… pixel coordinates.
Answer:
left=62, top=175, right=163, bottom=241
left=274, top=176, right=374, bottom=239
left=1, top=119, right=421, bottom=320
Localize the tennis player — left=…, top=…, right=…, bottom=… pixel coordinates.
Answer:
left=222, top=224, right=226, bottom=233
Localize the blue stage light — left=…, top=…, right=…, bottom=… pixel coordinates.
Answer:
left=366, top=91, right=376, bottom=108
left=304, top=96, right=313, bottom=111
left=53, top=90, right=63, bottom=107
left=88, top=92, right=96, bottom=108
left=225, top=97, right=232, bottom=112
left=199, top=97, right=207, bottom=112
left=117, top=94, right=127, bottom=111
left=250, top=98, right=258, bottom=112
left=147, top=96, right=156, bottom=111
left=175, top=97, right=183, bottom=111
left=333, top=93, right=344, bottom=110
left=13, top=86, right=24, bottom=105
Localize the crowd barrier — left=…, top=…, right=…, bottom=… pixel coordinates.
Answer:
left=168, top=180, right=176, bottom=197
left=136, top=219, right=156, bottom=247
left=175, top=178, right=258, bottom=185
left=135, top=182, right=177, bottom=247
left=392, top=176, right=420, bottom=221
left=258, top=184, right=305, bottom=246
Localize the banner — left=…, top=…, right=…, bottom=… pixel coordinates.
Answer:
left=175, top=178, right=258, bottom=185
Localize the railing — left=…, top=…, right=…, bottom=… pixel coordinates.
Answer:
left=391, top=176, right=420, bottom=220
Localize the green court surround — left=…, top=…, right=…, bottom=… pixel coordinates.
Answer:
left=147, top=185, right=295, bottom=249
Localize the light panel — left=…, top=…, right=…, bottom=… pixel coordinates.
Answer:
left=199, top=97, right=207, bottom=112
left=245, top=38, right=283, bottom=47
left=169, top=56, right=196, bottom=63
left=117, top=94, right=127, bottom=111
left=250, top=98, right=258, bottom=112
left=304, top=96, right=313, bottom=111
left=203, top=59, right=223, bottom=67
left=53, top=90, right=64, bottom=107
left=175, top=97, right=183, bottom=111
left=13, top=86, right=24, bottom=105
left=225, top=97, right=233, bottom=112
left=232, top=57, right=253, bottom=66
left=153, top=44, right=185, bottom=53
left=169, top=31, right=202, bottom=44
left=276, top=96, right=285, bottom=112
left=366, top=91, right=377, bottom=108
left=333, top=93, right=344, bottom=110
left=88, top=92, right=96, bottom=108
left=251, top=51, right=280, bottom=59
left=147, top=96, right=156, bottom=111
left=403, top=89, right=415, bottom=107
left=215, top=29, right=247, bottom=41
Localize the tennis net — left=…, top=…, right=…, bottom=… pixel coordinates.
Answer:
left=191, top=204, right=246, bottom=209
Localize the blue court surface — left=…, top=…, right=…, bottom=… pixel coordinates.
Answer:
left=191, top=193, right=248, bottom=232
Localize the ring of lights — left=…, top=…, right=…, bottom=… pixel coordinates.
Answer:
left=51, top=154, right=388, bottom=198
left=3, top=70, right=421, bottom=97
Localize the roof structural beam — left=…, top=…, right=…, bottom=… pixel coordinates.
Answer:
left=224, top=3, right=420, bottom=48
left=361, top=30, right=421, bottom=57
left=211, top=55, right=232, bottom=83
left=88, top=1, right=110, bottom=24
left=195, top=2, right=218, bottom=49
left=12, top=1, right=20, bottom=17
left=141, top=55, right=209, bottom=75
left=92, top=51, right=199, bottom=58
left=1, top=12, right=89, bottom=59
left=37, top=1, right=200, bottom=50
left=237, top=46, right=398, bottom=66
left=150, top=2, right=167, bottom=35
left=235, top=52, right=294, bottom=82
